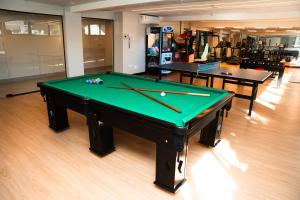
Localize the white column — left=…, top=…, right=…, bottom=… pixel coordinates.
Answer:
left=122, top=12, right=146, bottom=74
left=63, top=8, right=84, bottom=77
left=113, top=12, right=146, bottom=74
left=113, top=12, right=124, bottom=73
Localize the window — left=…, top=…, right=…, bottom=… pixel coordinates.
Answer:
left=81, top=18, right=113, bottom=74
left=49, top=22, right=62, bottom=36
left=90, top=24, right=100, bottom=35
left=100, top=24, right=105, bottom=35
left=83, top=25, right=89, bottom=35
left=82, top=23, right=106, bottom=36
left=5, top=20, right=29, bottom=34
left=294, top=36, right=300, bottom=47
left=31, top=22, right=49, bottom=35
left=0, top=10, right=65, bottom=98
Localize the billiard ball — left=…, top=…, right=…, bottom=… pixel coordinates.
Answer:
left=160, top=92, right=166, bottom=97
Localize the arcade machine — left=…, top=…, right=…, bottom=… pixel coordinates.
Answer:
left=146, top=26, right=174, bottom=74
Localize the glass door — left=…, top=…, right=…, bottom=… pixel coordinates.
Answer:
left=0, top=10, right=66, bottom=98
left=82, top=18, right=113, bottom=74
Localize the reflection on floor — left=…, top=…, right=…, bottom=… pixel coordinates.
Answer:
left=0, top=65, right=300, bottom=200
left=0, top=66, right=112, bottom=98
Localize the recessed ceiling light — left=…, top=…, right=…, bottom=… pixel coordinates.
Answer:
left=215, top=27, right=225, bottom=29
left=233, top=27, right=244, bottom=29
left=248, top=30, right=257, bottom=32
left=279, top=27, right=292, bottom=29
left=266, top=30, right=276, bottom=32
left=255, top=27, right=266, bottom=29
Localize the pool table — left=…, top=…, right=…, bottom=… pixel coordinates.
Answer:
left=37, top=72, right=234, bottom=192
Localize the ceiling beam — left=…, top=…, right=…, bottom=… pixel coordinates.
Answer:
left=70, top=0, right=165, bottom=12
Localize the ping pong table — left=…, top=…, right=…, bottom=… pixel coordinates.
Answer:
left=153, top=62, right=273, bottom=116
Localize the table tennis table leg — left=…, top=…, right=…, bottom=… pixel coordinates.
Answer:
left=210, top=77, right=214, bottom=87
left=205, top=78, right=209, bottom=87
left=189, top=73, right=194, bottom=84
left=158, top=73, right=162, bottom=80
left=277, top=68, right=284, bottom=88
left=222, top=78, right=226, bottom=89
left=248, top=82, right=258, bottom=116
left=179, top=72, right=183, bottom=83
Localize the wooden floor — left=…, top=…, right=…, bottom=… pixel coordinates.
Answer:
left=1, top=66, right=300, bottom=200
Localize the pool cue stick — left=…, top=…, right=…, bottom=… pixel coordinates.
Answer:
left=107, top=86, right=210, bottom=97
left=122, top=83, right=182, bottom=113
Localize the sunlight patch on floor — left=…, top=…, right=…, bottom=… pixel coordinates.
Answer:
left=245, top=112, right=269, bottom=125
left=180, top=182, right=193, bottom=200
left=190, top=151, right=237, bottom=200
left=255, top=71, right=292, bottom=112
left=214, top=140, right=248, bottom=172
left=188, top=139, right=248, bottom=200
left=258, top=89, right=282, bottom=105
left=255, top=98, right=276, bottom=110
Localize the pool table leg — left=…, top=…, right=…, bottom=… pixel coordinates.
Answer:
left=87, top=113, right=115, bottom=156
left=154, top=135, right=188, bottom=193
left=46, top=95, right=69, bottom=131
left=200, top=110, right=224, bottom=147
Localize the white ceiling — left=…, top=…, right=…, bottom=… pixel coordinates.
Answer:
left=26, top=0, right=104, bottom=6
left=28, top=0, right=210, bottom=6
left=26, top=0, right=300, bottom=21
left=97, top=0, right=298, bottom=16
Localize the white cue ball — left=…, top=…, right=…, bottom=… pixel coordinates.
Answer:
left=160, top=92, right=166, bottom=97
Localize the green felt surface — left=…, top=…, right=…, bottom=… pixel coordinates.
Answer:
left=43, top=72, right=229, bottom=127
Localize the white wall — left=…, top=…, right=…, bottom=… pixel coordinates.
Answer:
left=0, top=0, right=64, bottom=15
left=114, top=12, right=146, bottom=74
left=114, top=12, right=123, bottom=73
left=122, top=12, right=146, bottom=74
left=63, top=9, right=84, bottom=77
